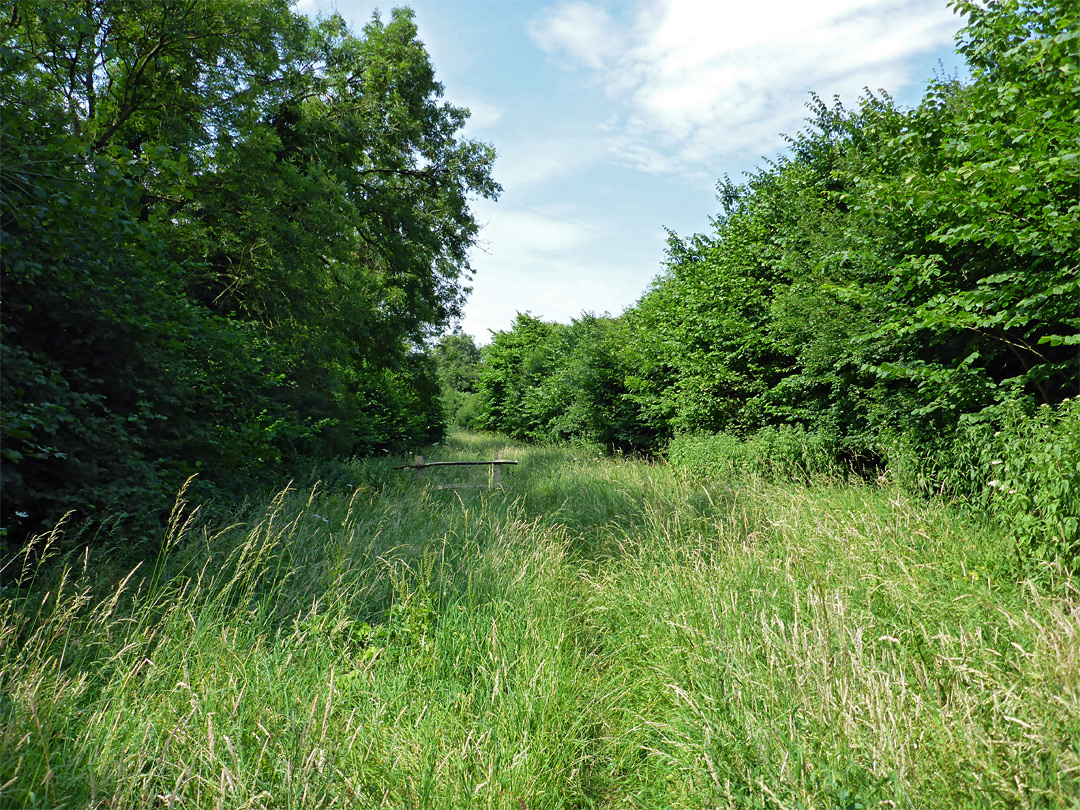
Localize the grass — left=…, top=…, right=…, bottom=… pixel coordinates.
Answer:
left=2, top=431, right=1078, bottom=808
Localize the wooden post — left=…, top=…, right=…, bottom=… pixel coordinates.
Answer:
left=415, top=455, right=424, bottom=482
left=492, top=452, right=502, bottom=486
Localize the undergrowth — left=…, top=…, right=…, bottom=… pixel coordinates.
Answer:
left=1, top=431, right=1077, bottom=808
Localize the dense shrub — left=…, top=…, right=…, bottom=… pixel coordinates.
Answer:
left=885, top=398, right=1080, bottom=570
left=976, top=399, right=1080, bottom=570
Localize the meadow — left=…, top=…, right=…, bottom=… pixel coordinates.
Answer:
left=2, top=432, right=1078, bottom=809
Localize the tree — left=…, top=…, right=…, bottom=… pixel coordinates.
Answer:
left=478, top=314, right=562, bottom=441
left=844, top=0, right=1079, bottom=425
left=1, top=3, right=497, bottom=545
left=433, top=330, right=483, bottom=429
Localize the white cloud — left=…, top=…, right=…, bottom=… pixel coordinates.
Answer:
left=488, top=135, right=606, bottom=191
left=528, top=2, right=625, bottom=70
left=531, top=0, right=964, bottom=175
left=448, top=95, right=503, bottom=133
left=293, top=0, right=323, bottom=16
left=461, top=198, right=664, bottom=340
left=462, top=252, right=656, bottom=342
left=476, top=203, right=597, bottom=258
left=464, top=98, right=503, bottom=131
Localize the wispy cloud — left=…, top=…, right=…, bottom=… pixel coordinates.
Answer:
left=490, top=136, right=605, bottom=191
left=294, top=0, right=323, bottom=17
left=528, top=2, right=626, bottom=70
left=462, top=198, right=668, bottom=339
left=474, top=202, right=598, bottom=257
left=453, top=95, right=504, bottom=133
left=463, top=250, right=658, bottom=340
left=530, top=0, right=964, bottom=175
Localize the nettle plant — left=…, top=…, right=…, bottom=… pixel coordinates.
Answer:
left=977, top=398, right=1080, bottom=571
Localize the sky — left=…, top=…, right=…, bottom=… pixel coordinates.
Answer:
left=294, top=0, right=969, bottom=343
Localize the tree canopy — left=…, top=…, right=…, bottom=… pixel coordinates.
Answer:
left=475, top=0, right=1078, bottom=565
left=1, top=1, right=498, bottom=545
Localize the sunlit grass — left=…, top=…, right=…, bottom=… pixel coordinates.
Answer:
left=2, top=433, right=1078, bottom=808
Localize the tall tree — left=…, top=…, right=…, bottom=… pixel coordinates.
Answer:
left=846, top=0, right=1080, bottom=422
left=1, top=2, right=498, bottom=544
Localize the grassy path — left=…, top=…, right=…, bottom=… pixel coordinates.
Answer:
left=2, top=433, right=1078, bottom=808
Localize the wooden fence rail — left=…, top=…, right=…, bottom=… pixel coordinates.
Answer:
left=393, top=455, right=518, bottom=489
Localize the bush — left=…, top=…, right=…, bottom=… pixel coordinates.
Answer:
left=970, top=399, right=1080, bottom=571
left=452, top=391, right=484, bottom=431
left=883, top=398, right=1080, bottom=572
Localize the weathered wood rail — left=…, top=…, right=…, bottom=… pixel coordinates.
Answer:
left=393, top=454, right=518, bottom=489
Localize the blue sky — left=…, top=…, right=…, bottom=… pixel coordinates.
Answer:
left=295, top=0, right=968, bottom=343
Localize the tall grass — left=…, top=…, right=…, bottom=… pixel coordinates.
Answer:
left=667, top=425, right=843, bottom=485
left=2, top=431, right=1078, bottom=808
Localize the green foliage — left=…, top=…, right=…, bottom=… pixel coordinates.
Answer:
left=527, top=314, right=648, bottom=449
left=982, top=399, right=1080, bottom=570
left=433, top=330, right=484, bottom=429
left=844, top=0, right=1080, bottom=422
left=0, top=79, right=268, bottom=537
left=885, top=398, right=1080, bottom=570
left=477, top=313, right=653, bottom=450
left=477, top=313, right=563, bottom=441
left=1, top=3, right=495, bottom=546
